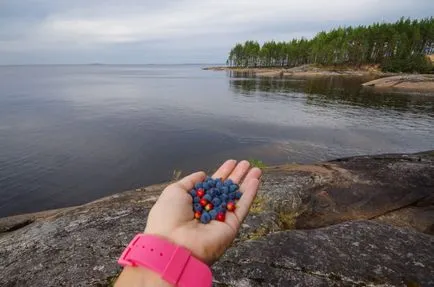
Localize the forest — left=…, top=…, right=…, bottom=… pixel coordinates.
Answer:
left=227, top=17, right=434, bottom=73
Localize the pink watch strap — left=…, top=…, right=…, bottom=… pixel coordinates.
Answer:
left=118, top=234, right=212, bottom=287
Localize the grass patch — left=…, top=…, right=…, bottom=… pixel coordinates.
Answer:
left=241, top=225, right=270, bottom=241
left=248, top=226, right=270, bottom=240
left=249, top=195, right=266, bottom=214
left=172, top=169, right=182, bottom=181
left=248, top=158, right=267, bottom=169
left=277, top=211, right=298, bottom=230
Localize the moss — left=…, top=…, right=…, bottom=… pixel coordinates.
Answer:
left=277, top=211, right=298, bottom=230
left=249, top=226, right=270, bottom=240
left=249, top=195, right=266, bottom=214
left=241, top=225, right=270, bottom=241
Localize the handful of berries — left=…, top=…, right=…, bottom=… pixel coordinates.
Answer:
left=189, top=176, right=242, bottom=224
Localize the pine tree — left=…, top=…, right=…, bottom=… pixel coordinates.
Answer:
left=227, top=17, right=434, bottom=73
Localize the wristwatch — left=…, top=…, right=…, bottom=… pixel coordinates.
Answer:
left=118, top=234, right=212, bottom=287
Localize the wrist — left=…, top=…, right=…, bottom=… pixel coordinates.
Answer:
left=116, top=233, right=213, bottom=287
left=116, top=266, right=174, bottom=287
left=143, top=230, right=212, bottom=266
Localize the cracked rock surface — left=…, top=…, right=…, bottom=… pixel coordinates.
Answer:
left=0, top=151, right=433, bottom=286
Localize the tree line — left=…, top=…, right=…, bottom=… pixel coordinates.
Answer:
left=227, top=17, right=434, bottom=73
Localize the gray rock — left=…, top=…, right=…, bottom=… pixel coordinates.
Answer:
left=213, top=221, right=434, bottom=287
left=0, top=186, right=165, bottom=287
left=0, top=151, right=433, bottom=286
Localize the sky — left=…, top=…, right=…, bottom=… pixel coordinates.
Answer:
left=0, top=0, right=433, bottom=65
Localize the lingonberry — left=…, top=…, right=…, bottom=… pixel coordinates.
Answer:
left=227, top=201, right=236, bottom=211
left=199, top=198, right=208, bottom=207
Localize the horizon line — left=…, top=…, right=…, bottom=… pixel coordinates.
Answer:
left=0, top=63, right=225, bottom=67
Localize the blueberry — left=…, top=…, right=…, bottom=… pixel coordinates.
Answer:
left=219, top=203, right=227, bottom=211
left=206, top=176, right=212, bottom=181
left=203, top=182, right=210, bottom=190
left=203, top=194, right=212, bottom=202
left=216, top=181, right=223, bottom=188
left=195, top=182, right=203, bottom=189
left=221, top=186, right=229, bottom=194
left=228, top=192, right=236, bottom=200
left=189, top=190, right=197, bottom=197
left=224, top=179, right=233, bottom=186
left=229, top=184, right=239, bottom=193
left=214, top=207, right=222, bottom=214
left=207, top=188, right=216, bottom=197
left=220, top=193, right=229, bottom=202
left=193, top=203, right=203, bottom=212
left=193, top=196, right=200, bottom=203
left=208, top=180, right=216, bottom=188
left=235, top=191, right=242, bottom=199
left=212, top=197, right=222, bottom=206
left=200, top=212, right=211, bottom=224
left=213, top=188, right=221, bottom=197
left=209, top=209, right=218, bottom=219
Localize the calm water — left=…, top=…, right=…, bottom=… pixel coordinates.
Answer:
left=1, top=65, right=433, bottom=217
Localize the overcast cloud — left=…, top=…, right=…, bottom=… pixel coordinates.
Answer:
left=0, top=0, right=433, bottom=64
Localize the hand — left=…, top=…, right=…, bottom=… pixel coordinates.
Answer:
left=144, top=159, right=262, bottom=265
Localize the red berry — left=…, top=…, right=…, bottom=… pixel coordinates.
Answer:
left=227, top=201, right=236, bottom=212
left=199, top=198, right=208, bottom=207
left=216, top=212, right=225, bottom=222
left=194, top=211, right=201, bottom=219
left=204, top=203, right=214, bottom=211
left=196, top=189, right=205, bottom=198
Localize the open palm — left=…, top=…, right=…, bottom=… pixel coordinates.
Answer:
left=144, top=160, right=262, bottom=265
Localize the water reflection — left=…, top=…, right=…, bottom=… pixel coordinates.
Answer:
left=0, top=65, right=433, bottom=217
left=229, top=75, right=434, bottom=115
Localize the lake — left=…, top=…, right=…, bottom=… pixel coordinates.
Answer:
left=1, top=65, right=433, bottom=217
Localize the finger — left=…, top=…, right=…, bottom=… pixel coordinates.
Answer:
left=176, top=171, right=206, bottom=191
left=212, top=159, right=237, bottom=180
left=234, top=177, right=260, bottom=222
left=227, top=160, right=250, bottom=184
left=241, top=167, right=262, bottom=187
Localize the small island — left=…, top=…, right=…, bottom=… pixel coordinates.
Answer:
left=206, top=17, right=434, bottom=93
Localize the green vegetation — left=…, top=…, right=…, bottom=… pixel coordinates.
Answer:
left=248, top=158, right=267, bottom=169
left=172, top=169, right=182, bottom=181
left=227, top=17, right=434, bottom=73
left=249, top=195, right=266, bottom=214
left=242, top=225, right=270, bottom=240
left=277, top=211, right=298, bottom=230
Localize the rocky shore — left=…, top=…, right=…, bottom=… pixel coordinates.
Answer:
left=203, top=64, right=388, bottom=78
left=362, top=74, right=434, bottom=93
left=1, top=151, right=433, bottom=286
left=204, top=65, right=434, bottom=93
